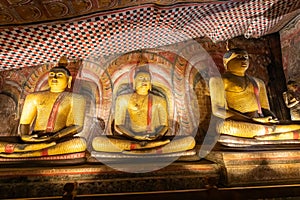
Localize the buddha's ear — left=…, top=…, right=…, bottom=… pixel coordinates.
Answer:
left=68, top=76, right=72, bottom=89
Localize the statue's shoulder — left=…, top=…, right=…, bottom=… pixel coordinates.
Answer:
left=252, top=76, right=264, bottom=83
left=217, top=73, right=231, bottom=88
left=31, top=90, right=49, bottom=94
left=26, top=90, right=49, bottom=98
left=249, top=76, right=266, bottom=87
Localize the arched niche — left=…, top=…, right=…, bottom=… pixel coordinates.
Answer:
left=97, top=49, right=203, bottom=138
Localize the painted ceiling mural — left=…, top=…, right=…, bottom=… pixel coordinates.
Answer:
left=0, top=0, right=299, bottom=71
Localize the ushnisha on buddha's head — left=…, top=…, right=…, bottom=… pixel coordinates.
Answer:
left=223, top=48, right=249, bottom=76
left=133, top=65, right=152, bottom=95
left=48, top=56, right=72, bottom=93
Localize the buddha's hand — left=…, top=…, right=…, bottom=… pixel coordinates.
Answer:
left=133, top=134, right=156, bottom=141
left=252, top=116, right=279, bottom=124
left=21, top=134, right=52, bottom=143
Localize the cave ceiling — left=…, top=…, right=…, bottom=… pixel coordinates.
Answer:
left=0, top=0, right=299, bottom=71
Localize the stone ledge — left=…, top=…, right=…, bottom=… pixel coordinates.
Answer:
left=0, top=160, right=220, bottom=199
left=207, top=144, right=300, bottom=187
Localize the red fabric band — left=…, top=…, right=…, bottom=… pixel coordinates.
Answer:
left=147, top=94, right=152, bottom=132
left=130, top=143, right=137, bottom=150
left=46, top=92, right=67, bottom=132
left=264, top=127, right=269, bottom=135
left=293, top=131, right=299, bottom=140
left=41, top=148, right=49, bottom=156
left=5, top=144, right=15, bottom=153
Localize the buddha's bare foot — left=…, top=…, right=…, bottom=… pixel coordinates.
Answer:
left=133, top=135, right=154, bottom=141
left=252, top=116, right=279, bottom=124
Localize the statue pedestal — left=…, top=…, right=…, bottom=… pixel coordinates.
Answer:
left=0, top=160, right=220, bottom=199
left=207, top=143, right=300, bottom=187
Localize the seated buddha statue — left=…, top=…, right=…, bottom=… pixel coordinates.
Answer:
left=209, top=48, right=300, bottom=146
left=92, top=66, right=195, bottom=154
left=0, top=56, right=87, bottom=160
left=283, top=80, right=300, bottom=120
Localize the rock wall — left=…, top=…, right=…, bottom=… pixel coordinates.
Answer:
left=280, top=15, right=300, bottom=83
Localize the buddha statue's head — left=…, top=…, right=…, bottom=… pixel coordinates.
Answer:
left=223, top=48, right=249, bottom=76
left=48, top=56, right=72, bottom=93
left=287, top=80, right=298, bottom=92
left=133, top=65, right=152, bottom=95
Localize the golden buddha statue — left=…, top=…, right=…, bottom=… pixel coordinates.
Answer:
left=209, top=48, right=300, bottom=146
left=92, top=66, right=195, bottom=154
left=0, top=57, right=87, bottom=159
left=283, top=80, right=300, bottom=120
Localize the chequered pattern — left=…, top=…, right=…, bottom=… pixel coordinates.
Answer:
left=0, top=0, right=299, bottom=71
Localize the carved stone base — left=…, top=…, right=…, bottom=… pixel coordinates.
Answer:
left=0, top=160, right=220, bottom=199
left=0, top=152, right=87, bottom=166
left=89, top=149, right=200, bottom=164
left=206, top=143, right=300, bottom=187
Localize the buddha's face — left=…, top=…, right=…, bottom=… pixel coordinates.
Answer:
left=226, top=51, right=249, bottom=75
left=134, top=72, right=151, bottom=95
left=48, top=68, right=70, bottom=92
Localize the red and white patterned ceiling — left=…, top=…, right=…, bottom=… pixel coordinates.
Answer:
left=0, top=0, right=299, bottom=71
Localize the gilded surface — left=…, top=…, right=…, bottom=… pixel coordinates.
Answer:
left=92, top=63, right=196, bottom=154
left=20, top=91, right=85, bottom=134
left=0, top=57, right=87, bottom=158
left=210, top=48, right=300, bottom=145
